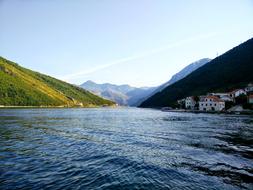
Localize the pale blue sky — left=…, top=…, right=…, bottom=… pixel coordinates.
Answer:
left=0, top=0, right=253, bottom=87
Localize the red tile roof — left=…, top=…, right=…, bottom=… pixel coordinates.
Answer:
left=205, top=95, right=224, bottom=102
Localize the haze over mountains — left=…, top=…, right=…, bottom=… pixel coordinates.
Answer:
left=0, top=55, right=211, bottom=107
left=1, top=38, right=252, bottom=108
left=140, top=38, right=253, bottom=108
left=80, top=81, right=156, bottom=106
left=81, top=58, right=211, bottom=106
left=157, top=58, right=211, bottom=91
left=143, top=58, right=211, bottom=101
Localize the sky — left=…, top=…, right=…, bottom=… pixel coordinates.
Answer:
left=0, top=0, right=253, bottom=87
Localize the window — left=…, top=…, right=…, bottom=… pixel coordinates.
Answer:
left=214, top=104, right=216, bottom=106
left=206, top=104, right=207, bottom=106
left=210, top=104, right=212, bottom=106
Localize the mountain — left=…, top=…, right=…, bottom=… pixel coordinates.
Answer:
left=142, top=58, right=211, bottom=101
left=81, top=58, right=210, bottom=106
left=0, top=57, right=114, bottom=107
left=160, top=58, right=211, bottom=89
left=140, top=38, right=253, bottom=108
left=80, top=80, right=156, bottom=106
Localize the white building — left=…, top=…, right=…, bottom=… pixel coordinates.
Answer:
left=229, top=89, right=246, bottom=99
left=208, top=93, right=232, bottom=102
left=185, top=96, right=196, bottom=110
left=199, top=96, right=225, bottom=111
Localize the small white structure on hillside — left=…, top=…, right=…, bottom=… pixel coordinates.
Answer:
left=199, top=96, right=225, bottom=111
left=229, top=89, right=246, bottom=99
left=185, top=96, right=196, bottom=110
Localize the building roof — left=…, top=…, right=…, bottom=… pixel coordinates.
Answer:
left=229, top=89, right=245, bottom=94
left=202, top=95, right=224, bottom=102
left=186, top=96, right=195, bottom=101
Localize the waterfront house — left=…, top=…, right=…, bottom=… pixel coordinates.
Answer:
left=199, top=96, right=225, bottom=111
left=208, top=92, right=232, bottom=102
left=229, top=89, right=246, bottom=99
left=219, top=95, right=233, bottom=102
left=185, top=96, right=196, bottom=110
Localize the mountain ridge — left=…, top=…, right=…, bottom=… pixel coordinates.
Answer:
left=140, top=38, right=253, bottom=108
left=80, top=81, right=156, bottom=106
left=0, top=57, right=114, bottom=107
left=141, top=58, right=211, bottom=103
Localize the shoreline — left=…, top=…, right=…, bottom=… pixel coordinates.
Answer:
left=1, top=106, right=252, bottom=115
left=161, top=109, right=253, bottom=115
left=0, top=105, right=117, bottom=109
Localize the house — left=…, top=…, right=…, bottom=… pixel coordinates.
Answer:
left=245, top=83, right=253, bottom=93
left=185, top=96, right=196, bottom=110
left=199, top=96, right=225, bottom=111
left=229, top=89, right=246, bottom=99
left=248, top=95, right=253, bottom=104
left=208, top=93, right=232, bottom=102
left=219, top=95, right=233, bottom=102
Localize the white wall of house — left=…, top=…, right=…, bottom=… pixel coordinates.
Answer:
left=219, top=95, right=233, bottom=102
left=230, top=89, right=246, bottom=98
left=199, top=98, right=225, bottom=111
left=235, top=89, right=246, bottom=97
left=185, top=97, right=196, bottom=110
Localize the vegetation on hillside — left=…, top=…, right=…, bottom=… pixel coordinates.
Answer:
left=140, top=38, right=253, bottom=108
left=0, top=57, right=114, bottom=107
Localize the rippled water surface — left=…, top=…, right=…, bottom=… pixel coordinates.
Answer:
left=0, top=108, right=253, bottom=189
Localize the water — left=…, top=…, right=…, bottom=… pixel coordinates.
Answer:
left=0, top=108, right=252, bottom=190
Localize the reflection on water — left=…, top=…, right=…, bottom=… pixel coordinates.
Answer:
left=0, top=108, right=252, bottom=189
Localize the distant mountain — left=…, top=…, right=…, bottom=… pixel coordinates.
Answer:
left=140, top=38, right=253, bottom=108
left=163, top=58, right=211, bottom=87
left=0, top=57, right=114, bottom=107
left=80, top=80, right=155, bottom=106
left=145, top=58, right=211, bottom=100
left=81, top=58, right=211, bottom=106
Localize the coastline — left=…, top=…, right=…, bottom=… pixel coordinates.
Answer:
left=0, top=105, right=117, bottom=109
left=161, top=108, right=253, bottom=115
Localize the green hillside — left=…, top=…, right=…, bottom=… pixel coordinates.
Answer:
left=0, top=57, right=114, bottom=107
left=140, top=38, right=253, bottom=108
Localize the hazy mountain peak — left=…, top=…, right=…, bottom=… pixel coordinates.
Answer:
left=80, top=81, right=156, bottom=106
left=140, top=38, right=253, bottom=107
left=167, top=58, right=211, bottom=86
left=141, top=58, right=211, bottom=102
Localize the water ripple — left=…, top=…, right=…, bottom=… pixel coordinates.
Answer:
left=0, top=108, right=252, bottom=189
